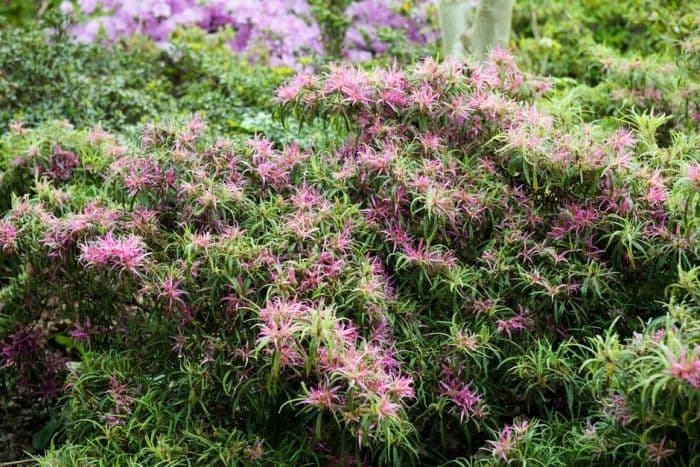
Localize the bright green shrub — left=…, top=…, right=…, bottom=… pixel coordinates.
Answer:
left=0, top=15, right=174, bottom=132
left=513, top=0, right=700, bottom=131
left=0, top=17, right=306, bottom=142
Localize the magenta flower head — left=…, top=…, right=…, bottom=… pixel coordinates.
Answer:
left=299, top=377, right=341, bottom=411
left=686, top=163, right=700, bottom=189
left=439, top=377, right=487, bottom=422
left=158, top=275, right=188, bottom=312
left=44, top=146, right=79, bottom=181
left=664, top=345, right=700, bottom=388
left=275, top=74, right=318, bottom=105
left=70, top=317, right=96, bottom=345
left=79, top=232, right=149, bottom=276
left=187, top=115, right=206, bottom=136
left=0, top=220, right=18, bottom=254
left=496, top=306, right=529, bottom=338
left=486, top=420, right=529, bottom=463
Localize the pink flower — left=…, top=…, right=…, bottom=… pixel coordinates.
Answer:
left=281, top=142, right=308, bottom=169
left=171, top=334, right=187, bottom=357
left=259, top=298, right=309, bottom=323
left=410, top=81, right=438, bottom=112
left=0, top=221, right=17, bottom=254
left=246, top=439, right=265, bottom=462
left=439, top=377, right=486, bottom=422
left=358, top=144, right=395, bottom=176
left=323, top=65, right=369, bottom=100
left=79, top=232, right=149, bottom=276
left=158, top=276, right=188, bottom=311
left=664, top=346, right=700, bottom=388
left=606, top=128, right=637, bottom=154
left=44, top=146, right=79, bottom=180
left=191, top=232, right=213, bottom=252
left=341, top=78, right=373, bottom=106
left=256, top=318, right=300, bottom=352
left=300, top=378, right=341, bottom=411
left=386, top=375, right=415, bottom=400
left=106, top=374, right=135, bottom=426
left=486, top=421, right=529, bottom=462
left=374, top=393, right=400, bottom=423
left=496, top=306, right=529, bottom=338
left=418, top=131, right=443, bottom=152
left=453, top=329, right=480, bottom=352
left=70, top=318, right=96, bottom=345
left=687, top=163, right=700, bottom=188
left=604, top=394, right=631, bottom=428
left=275, top=77, right=305, bottom=104
left=333, top=321, right=358, bottom=344
left=548, top=202, right=599, bottom=240
left=10, top=120, right=26, bottom=135
left=646, top=437, right=676, bottom=466
left=488, top=47, right=516, bottom=68
left=256, top=299, right=310, bottom=358
left=402, top=239, right=456, bottom=271
left=88, top=126, right=111, bottom=144
left=186, top=115, right=206, bottom=136
left=378, top=88, right=409, bottom=109
left=106, top=142, right=126, bottom=157
left=645, top=186, right=667, bottom=206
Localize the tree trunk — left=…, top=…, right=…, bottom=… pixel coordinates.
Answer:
left=438, top=0, right=474, bottom=60
left=439, top=0, right=513, bottom=60
left=470, top=0, right=514, bottom=58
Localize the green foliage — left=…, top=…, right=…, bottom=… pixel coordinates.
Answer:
left=164, top=27, right=302, bottom=142
left=513, top=0, right=700, bottom=131
left=0, top=16, right=308, bottom=143
left=310, top=0, right=355, bottom=59
left=0, top=0, right=61, bottom=27
left=0, top=14, right=174, bottom=132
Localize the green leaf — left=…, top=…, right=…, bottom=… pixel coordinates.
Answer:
left=32, top=412, right=57, bottom=450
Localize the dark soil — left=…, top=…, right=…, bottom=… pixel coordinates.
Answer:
left=0, top=399, right=47, bottom=464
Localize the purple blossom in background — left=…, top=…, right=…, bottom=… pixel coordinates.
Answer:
left=70, top=0, right=437, bottom=69
left=345, top=0, right=436, bottom=61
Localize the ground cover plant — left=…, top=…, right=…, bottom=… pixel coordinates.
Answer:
left=1, top=0, right=699, bottom=465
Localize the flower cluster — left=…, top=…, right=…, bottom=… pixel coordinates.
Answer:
left=78, top=232, right=149, bottom=276
left=0, top=220, right=17, bottom=254
left=256, top=298, right=415, bottom=444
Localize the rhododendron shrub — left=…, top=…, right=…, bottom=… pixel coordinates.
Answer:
left=1, top=52, right=699, bottom=464
left=67, top=0, right=438, bottom=68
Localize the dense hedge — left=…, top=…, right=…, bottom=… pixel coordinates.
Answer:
left=0, top=1, right=699, bottom=465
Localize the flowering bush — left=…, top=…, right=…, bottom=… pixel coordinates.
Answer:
left=65, top=0, right=437, bottom=69
left=1, top=46, right=699, bottom=464
left=1, top=0, right=700, bottom=463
